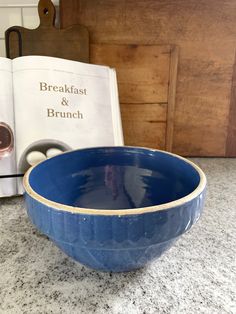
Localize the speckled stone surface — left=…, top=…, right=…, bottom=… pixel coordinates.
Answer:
left=0, top=158, right=235, bottom=314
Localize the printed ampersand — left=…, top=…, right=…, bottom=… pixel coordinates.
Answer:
left=61, top=97, right=69, bottom=106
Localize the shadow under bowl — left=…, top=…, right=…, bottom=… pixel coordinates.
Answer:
left=24, top=146, right=207, bottom=272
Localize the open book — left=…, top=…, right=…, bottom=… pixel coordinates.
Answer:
left=0, top=56, right=123, bottom=197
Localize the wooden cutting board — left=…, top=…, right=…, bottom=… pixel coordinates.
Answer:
left=90, top=44, right=178, bottom=151
left=60, top=0, right=236, bottom=157
left=5, top=0, right=89, bottom=62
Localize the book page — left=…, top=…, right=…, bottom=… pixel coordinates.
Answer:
left=0, top=58, right=17, bottom=197
left=12, top=56, right=123, bottom=191
left=109, top=69, right=124, bottom=146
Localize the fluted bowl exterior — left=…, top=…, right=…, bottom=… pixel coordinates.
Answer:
left=25, top=189, right=206, bottom=273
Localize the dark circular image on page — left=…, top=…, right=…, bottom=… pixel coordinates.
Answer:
left=0, top=122, right=14, bottom=157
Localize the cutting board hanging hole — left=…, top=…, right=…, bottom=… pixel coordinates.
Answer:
left=38, top=0, right=56, bottom=27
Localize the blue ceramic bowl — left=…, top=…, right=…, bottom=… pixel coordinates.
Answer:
left=24, top=146, right=207, bottom=272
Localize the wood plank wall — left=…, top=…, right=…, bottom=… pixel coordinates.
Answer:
left=60, top=0, right=236, bottom=156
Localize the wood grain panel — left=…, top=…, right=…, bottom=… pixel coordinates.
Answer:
left=174, top=95, right=229, bottom=156
left=90, top=44, right=170, bottom=103
left=90, top=43, right=177, bottom=150
left=226, top=51, right=236, bottom=156
left=120, top=103, right=167, bottom=149
left=166, top=45, right=178, bottom=151
left=60, top=0, right=236, bottom=156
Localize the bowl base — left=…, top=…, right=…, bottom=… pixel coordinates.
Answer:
left=53, top=238, right=177, bottom=272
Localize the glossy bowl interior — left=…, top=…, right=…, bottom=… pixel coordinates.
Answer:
left=27, top=147, right=202, bottom=211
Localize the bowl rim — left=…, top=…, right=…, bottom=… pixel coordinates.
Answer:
left=23, top=146, right=207, bottom=216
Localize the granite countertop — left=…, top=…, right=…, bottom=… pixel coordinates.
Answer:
left=0, top=158, right=235, bottom=314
